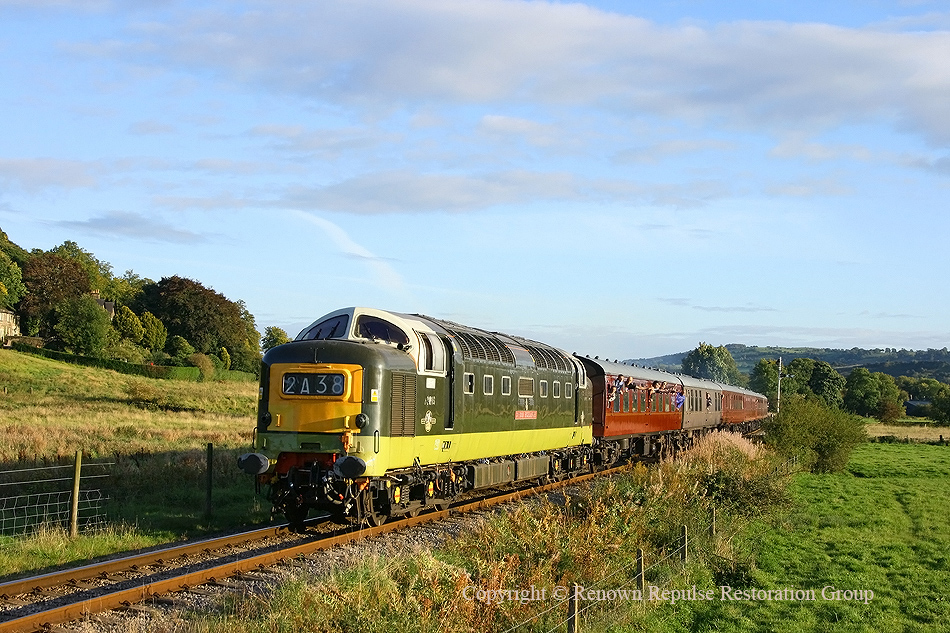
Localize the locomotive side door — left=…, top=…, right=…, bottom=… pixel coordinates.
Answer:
left=414, top=330, right=452, bottom=438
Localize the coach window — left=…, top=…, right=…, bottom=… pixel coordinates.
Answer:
left=463, top=372, right=475, bottom=394
left=613, top=392, right=621, bottom=412
left=622, top=391, right=629, bottom=412
left=484, top=375, right=494, bottom=396
left=540, top=380, right=548, bottom=398
left=553, top=381, right=561, bottom=398
left=502, top=376, right=512, bottom=396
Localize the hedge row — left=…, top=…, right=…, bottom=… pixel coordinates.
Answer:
left=10, top=343, right=256, bottom=382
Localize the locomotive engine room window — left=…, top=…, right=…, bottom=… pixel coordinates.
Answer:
left=415, top=331, right=446, bottom=373
left=299, top=314, right=350, bottom=340
left=463, top=372, right=475, bottom=394
left=518, top=377, right=534, bottom=397
left=553, top=381, right=561, bottom=398
left=502, top=376, right=512, bottom=396
left=483, top=374, right=494, bottom=395
left=355, top=315, right=410, bottom=347
left=539, top=380, right=548, bottom=398
left=565, top=382, right=573, bottom=398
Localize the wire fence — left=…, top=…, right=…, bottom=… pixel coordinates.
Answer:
left=0, top=459, right=112, bottom=536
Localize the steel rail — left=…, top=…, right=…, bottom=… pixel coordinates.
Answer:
left=0, top=465, right=628, bottom=633
left=0, top=523, right=295, bottom=598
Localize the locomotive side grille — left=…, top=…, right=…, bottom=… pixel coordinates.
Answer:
left=445, top=327, right=515, bottom=365
left=523, top=344, right=571, bottom=372
left=390, top=373, right=417, bottom=437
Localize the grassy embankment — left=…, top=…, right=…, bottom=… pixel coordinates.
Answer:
left=170, top=441, right=949, bottom=633
left=0, top=349, right=265, bottom=576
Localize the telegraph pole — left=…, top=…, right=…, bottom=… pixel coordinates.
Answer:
left=776, top=356, right=782, bottom=415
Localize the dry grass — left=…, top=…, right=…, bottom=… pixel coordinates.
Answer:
left=175, top=432, right=790, bottom=633
left=865, top=423, right=949, bottom=442
left=0, top=349, right=256, bottom=462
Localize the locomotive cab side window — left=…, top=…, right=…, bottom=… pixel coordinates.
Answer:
left=355, top=315, right=410, bottom=346
left=299, top=314, right=350, bottom=340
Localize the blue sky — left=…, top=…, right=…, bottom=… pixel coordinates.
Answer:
left=1, top=0, right=948, bottom=359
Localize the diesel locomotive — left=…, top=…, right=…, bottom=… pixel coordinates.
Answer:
left=238, top=307, right=768, bottom=525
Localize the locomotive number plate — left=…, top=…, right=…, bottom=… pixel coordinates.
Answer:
left=281, top=373, right=346, bottom=396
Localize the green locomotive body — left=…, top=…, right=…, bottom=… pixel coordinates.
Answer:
left=239, top=307, right=593, bottom=524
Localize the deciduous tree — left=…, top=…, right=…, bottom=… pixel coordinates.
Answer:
left=682, top=342, right=744, bottom=386
left=18, top=252, right=90, bottom=337
left=0, top=251, right=26, bottom=310
left=53, top=295, right=111, bottom=357
left=261, top=326, right=291, bottom=351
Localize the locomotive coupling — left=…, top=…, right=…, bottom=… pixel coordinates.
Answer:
left=238, top=452, right=271, bottom=475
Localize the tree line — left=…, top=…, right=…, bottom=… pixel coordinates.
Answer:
left=1, top=231, right=263, bottom=376
left=680, top=341, right=949, bottom=424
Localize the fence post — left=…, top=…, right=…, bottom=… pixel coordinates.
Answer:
left=636, top=548, right=644, bottom=592
left=567, top=584, right=580, bottom=633
left=205, top=443, right=213, bottom=518
left=70, top=450, right=81, bottom=538
left=681, top=525, right=688, bottom=564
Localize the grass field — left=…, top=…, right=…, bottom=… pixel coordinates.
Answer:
left=0, top=349, right=266, bottom=576
left=630, top=442, right=950, bottom=632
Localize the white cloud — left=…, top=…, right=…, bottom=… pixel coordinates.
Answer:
left=288, top=210, right=405, bottom=292
left=0, top=158, right=101, bottom=191
left=55, top=210, right=207, bottom=243
left=98, top=0, right=950, bottom=145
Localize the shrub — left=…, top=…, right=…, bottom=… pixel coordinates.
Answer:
left=764, top=395, right=867, bottom=473
left=187, top=353, right=215, bottom=382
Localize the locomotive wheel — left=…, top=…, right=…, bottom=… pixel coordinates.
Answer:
left=361, top=489, right=388, bottom=527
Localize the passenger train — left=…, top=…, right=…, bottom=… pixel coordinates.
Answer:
left=238, top=307, right=768, bottom=525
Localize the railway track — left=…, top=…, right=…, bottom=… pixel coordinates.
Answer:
left=0, top=465, right=627, bottom=633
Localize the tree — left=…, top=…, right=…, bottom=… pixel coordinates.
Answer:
left=106, top=270, right=153, bottom=306
left=0, top=251, right=26, bottom=310
left=219, top=346, right=231, bottom=370
left=682, top=342, right=744, bottom=385
left=844, top=368, right=904, bottom=421
left=49, top=240, right=113, bottom=297
left=53, top=295, right=111, bottom=357
left=261, top=326, right=291, bottom=351
left=808, top=361, right=846, bottom=409
left=135, top=276, right=251, bottom=356
left=139, top=311, right=167, bottom=351
left=113, top=305, right=144, bottom=344
left=167, top=335, right=195, bottom=360
left=18, top=252, right=91, bottom=337
left=749, top=359, right=778, bottom=411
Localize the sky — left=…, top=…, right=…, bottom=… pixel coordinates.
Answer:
left=1, top=0, right=949, bottom=359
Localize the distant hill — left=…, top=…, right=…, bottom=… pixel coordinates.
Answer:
left=629, top=344, right=950, bottom=381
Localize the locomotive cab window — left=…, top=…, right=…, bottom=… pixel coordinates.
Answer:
left=463, top=372, right=475, bottom=394
left=355, top=315, right=409, bottom=346
left=502, top=376, right=512, bottom=396
left=299, top=314, right=350, bottom=341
